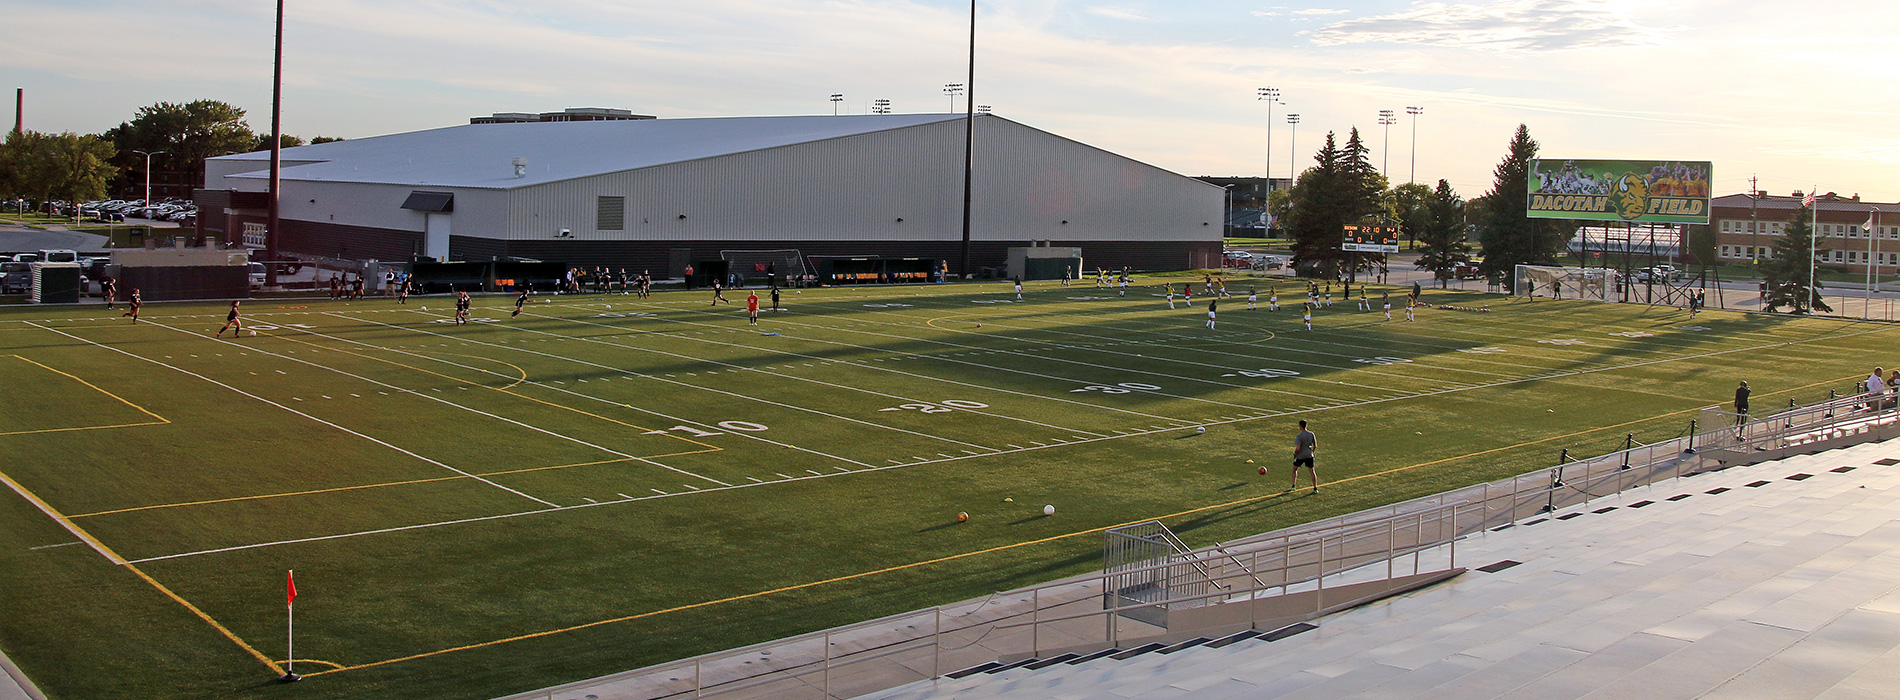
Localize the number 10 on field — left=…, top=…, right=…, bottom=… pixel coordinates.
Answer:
left=645, top=421, right=769, bottom=437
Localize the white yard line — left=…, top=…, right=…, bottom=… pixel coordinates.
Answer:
left=147, top=321, right=733, bottom=489
left=25, top=321, right=562, bottom=509
left=520, top=311, right=1108, bottom=437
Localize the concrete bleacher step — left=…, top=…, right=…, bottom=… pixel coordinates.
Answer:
left=857, top=444, right=1900, bottom=700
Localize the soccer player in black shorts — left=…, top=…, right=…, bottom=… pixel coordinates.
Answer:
left=215, top=300, right=244, bottom=337
left=455, top=291, right=471, bottom=326
left=512, top=289, right=529, bottom=318
left=123, top=289, right=141, bottom=323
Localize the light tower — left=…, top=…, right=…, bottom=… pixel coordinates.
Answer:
left=1257, top=87, right=1282, bottom=184
left=1285, top=113, right=1300, bottom=180
left=872, top=99, right=892, bottom=115
left=829, top=93, right=844, bottom=115
left=1405, top=106, right=1424, bottom=183
left=943, top=83, right=965, bottom=113
left=1377, top=109, right=1397, bottom=180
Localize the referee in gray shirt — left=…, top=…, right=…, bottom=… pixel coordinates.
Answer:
left=1291, top=420, right=1319, bottom=492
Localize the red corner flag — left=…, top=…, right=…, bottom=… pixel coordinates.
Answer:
left=287, top=570, right=297, bottom=605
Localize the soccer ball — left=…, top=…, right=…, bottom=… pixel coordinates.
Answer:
left=1196, top=426, right=1206, bottom=434
left=956, top=511, right=969, bottom=523
left=1043, top=505, right=1055, bottom=516
left=1258, top=466, right=1268, bottom=475
left=421, top=306, right=427, bottom=311
left=249, top=330, right=257, bottom=336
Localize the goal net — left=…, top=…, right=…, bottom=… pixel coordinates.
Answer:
left=720, top=249, right=811, bottom=279
left=1515, top=265, right=1619, bottom=302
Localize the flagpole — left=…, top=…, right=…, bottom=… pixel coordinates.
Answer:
left=282, top=569, right=301, bottom=682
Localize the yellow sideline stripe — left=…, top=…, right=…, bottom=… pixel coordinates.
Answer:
left=0, top=355, right=171, bottom=437
left=301, top=377, right=1866, bottom=676
left=0, top=469, right=283, bottom=675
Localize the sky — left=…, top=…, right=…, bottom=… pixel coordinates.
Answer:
left=6, top=0, right=1899, bottom=201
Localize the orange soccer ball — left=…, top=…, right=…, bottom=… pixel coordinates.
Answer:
left=956, top=512, right=970, bottom=523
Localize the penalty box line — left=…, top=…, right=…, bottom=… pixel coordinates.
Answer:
left=143, top=320, right=733, bottom=491
left=323, top=312, right=878, bottom=468
left=0, top=354, right=172, bottom=436
left=608, top=299, right=1278, bottom=415
left=552, top=301, right=1188, bottom=425
left=522, top=309, right=1110, bottom=438
left=29, top=321, right=560, bottom=509
left=335, top=311, right=939, bottom=462
left=276, top=327, right=718, bottom=454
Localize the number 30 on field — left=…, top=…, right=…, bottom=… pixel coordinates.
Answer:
left=1071, top=382, right=1160, bottom=394
left=650, top=421, right=769, bottom=437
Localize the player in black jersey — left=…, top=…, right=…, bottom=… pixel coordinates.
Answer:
left=512, top=289, right=529, bottom=318
left=215, top=300, right=244, bottom=337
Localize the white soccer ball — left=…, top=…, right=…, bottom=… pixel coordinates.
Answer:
left=1196, top=426, right=1206, bottom=434
left=605, top=305, right=611, bottom=309
left=421, top=306, right=427, bottom=311
left=249, top=330, right=257, bottom=336
left=1043, top=504, right=1055, bottom=516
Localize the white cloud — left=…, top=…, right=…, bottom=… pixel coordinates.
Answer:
left=1087, top=6, right=1149, bottom=21
left=1291, top=8, right=1351, bottom=15
left=1310, top=0, right=1672, bottom=51
left=1251, top=11, right=1282, bottom=17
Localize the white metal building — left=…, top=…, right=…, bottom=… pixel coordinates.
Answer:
left=197, top=114, right=1222, bottom=274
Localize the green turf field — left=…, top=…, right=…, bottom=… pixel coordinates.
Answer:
left=0, top=277, right=1892, bottom=699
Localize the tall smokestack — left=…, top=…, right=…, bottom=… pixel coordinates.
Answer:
left=13, top=88, right=20, bottom=135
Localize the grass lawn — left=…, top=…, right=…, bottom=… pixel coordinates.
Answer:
left=0, top=277, right=1892, bottom=699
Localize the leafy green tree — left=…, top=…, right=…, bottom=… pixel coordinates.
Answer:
left=252, top=133, right=306, bottom=152
left=103, top=100, right=254, bottom=195
left=309, top=136, right=345, bottom=145
left=1476, top=125, right=1567, bottom=287
left=0, top=131, right=116, bottom=207
left=1284, top=128, right=1383, bottom=278
left=1388, top=181, right=1433, bottom=248
left=1414, top=179, right=1470, bottom=286
left=1761, top=204, right=1830, bottom=313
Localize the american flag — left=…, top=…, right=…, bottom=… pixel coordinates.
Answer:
left=1802, top=192, right=1816, bottom=207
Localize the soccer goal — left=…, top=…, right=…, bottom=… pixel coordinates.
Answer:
left=720, top=249, right=811, bottom=281
left=1515, top=265, right=1619, bottom=302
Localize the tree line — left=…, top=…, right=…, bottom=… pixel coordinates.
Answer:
left=0, top=99, right=341, bottom=210
left=1275, top=122, right=1826, bottom=311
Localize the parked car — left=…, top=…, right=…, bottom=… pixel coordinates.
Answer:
left=0, top=261, right=29, bottom=294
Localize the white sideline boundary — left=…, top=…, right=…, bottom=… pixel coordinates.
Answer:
left=25, top=321, right=562, bottom=509
left=26, top=300, right=1894, bottom=564
left=140, top=321, right=732, bottom=489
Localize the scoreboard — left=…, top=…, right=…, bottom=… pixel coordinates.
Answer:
left=1342, top=225, right=1399, bottom=253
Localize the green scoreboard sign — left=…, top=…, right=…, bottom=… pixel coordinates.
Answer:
left=1527, top=159, right=1712, bottom=224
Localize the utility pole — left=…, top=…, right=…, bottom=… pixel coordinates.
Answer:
left=956, top=0, right=976, bottom=280
left=266, top=0, right=284, bottom=288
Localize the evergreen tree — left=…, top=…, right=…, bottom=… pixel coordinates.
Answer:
left=1284, top=128, right=1383, bottom=278
left=1476, top=125, right=1566, bottom=288
left=1414, top=179, right=1470, bottom=286
left=1761, top=204, right=1830, bottom=313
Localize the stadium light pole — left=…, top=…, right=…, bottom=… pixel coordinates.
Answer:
left=265, top=0, right=284, bottom=290
left=1405, top=106, right=1423, bottom=183
left=872, top=99, right=891, bottom=114
left=130, top=149, right=165, bottom=205
left=829, top=93, right=843, bottom=115
left=976, top=104, right=992, bottom=114
left=1285, top=114, right=1300, bottom=182
left=1377, top=109, right=1396, bottom=180
left=1257, top=87, right=1281, bottom=184
left=956, top=0, right=976, bottom=280
left=944, top=83, right=964, bottom=113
